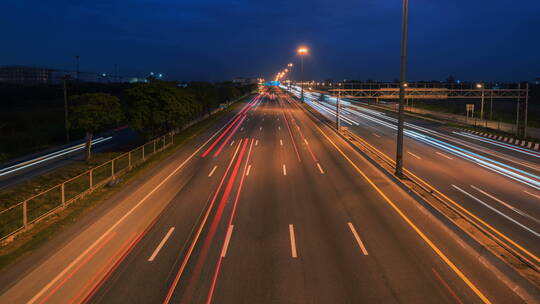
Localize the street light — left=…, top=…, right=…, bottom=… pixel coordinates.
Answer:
left=477, top=83, right=485, bottom=121
left=395, top=0, right=409, bottom=178
left=297, top=46, right=309, bottom=102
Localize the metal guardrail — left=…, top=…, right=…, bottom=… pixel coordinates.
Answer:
left=0, top=133, right=174, bottom=243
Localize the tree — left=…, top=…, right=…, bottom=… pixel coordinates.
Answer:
left=70, top=93, right=123, bottom=160
left=126, top=81, right=201, bottom=138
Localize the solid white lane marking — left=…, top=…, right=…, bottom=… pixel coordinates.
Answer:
left=282, top=164, right=287, bottom=176
left=407, top=151, right=422, bottom=160
left=348, top=222, right=368, bottom=255
left=208, top=165, right=218, bottom=177
left=524, top=190, right=540, bottom=200
left=436, top=151, right=454, bottom=160
left=452, top=185, right=540, bottom=238
left=317, top=163, right=325, bottom=174
left=221, top=225, right=234, bottom=258
left=289, top=224, right=297, bottom=258
left=372, top=133, right=381, bottom=138
left=246, top=164, right=252, bottom=176
left=471, top=185, right=540, bottom=224
left=230, top=140, right=235, bottom=146
left=280, top=139, right=283, bottom=146
left=255, top=140, right=259, bottom=146
left=148, top=227, right=175, bottom=262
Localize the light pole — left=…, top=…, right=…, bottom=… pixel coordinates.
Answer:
left=336, top=83, right=341, bottom=130
left=297, top=47, right=308, bottom=102
left=63, top=75, right=71, bottom=142
left=395, top=0, right=409, bottom=178
left=287, top=63, right=293, bottom=88
left=477, top=83, right=485, bottom=121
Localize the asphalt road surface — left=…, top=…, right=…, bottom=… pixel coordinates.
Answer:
left=292, top=87, right=540, bottom=267
left=0, top=91, right=528, bottom=303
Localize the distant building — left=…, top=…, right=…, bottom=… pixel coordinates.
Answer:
left=0, top=65, right=145, bottom=85
left=232, top=77, right=258, bottom=85
left=0, top=66, right=52, bottom=84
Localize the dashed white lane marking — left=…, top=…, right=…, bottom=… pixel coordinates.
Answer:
left=230, top=140, right=235, bottom=146
left=221, top=225, right=234, bottom=257
left=347, top=222, right=369, bottom=255
left=471, top=185, right=540, bottom=224
left=304, top=139, right=308, bottom=145
left=282, top=164, right=287, bottom=176
left=280, top=139, right=283, bottom=146
left=148, top=227, right=175, bottom=261
left=278, top=126, right=281, bottom=130
left=452, top=185, right=540, bottom=238
left=372, top=133, right=381, bottom=138
left=255, top=140, right=259, bottom=146
left=246, top=164, right=252, bottom=176
left=260, top=126, right=263, bottom=131
left=317, top=163, right=325, bottom=174
left=524, top=190, right=540, bottom=200
left=436, top=151, right=454, bottom=160
left=289, top=224, right=298, bottom=258
left=407, top=151, right=422, bottom=160
left=240, top=127, right=244, bottom=131
left=208, top=165, right=218, bottom=177
left=262, top=118, right=265, bottom=122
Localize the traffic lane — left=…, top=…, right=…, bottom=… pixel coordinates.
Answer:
left=336, top=105, right=540, bottom=233
left=207, top=100, right=306, bottom=303
left=288, top=94, right=519, bottom=302
left=310, top=111, right=519, bottom=302
left=88, top=155, right=233, bottom=303
left=154, top=96, right=265, bottom=303
left=344, top=119, right=540, bottom=259
left=0, top=98, right=254, bottom=303
left=286, top=99, right=487, bottom=303
left=343, top=102, right=540, bottom=173
left=88, top=97, right=264, bottom=303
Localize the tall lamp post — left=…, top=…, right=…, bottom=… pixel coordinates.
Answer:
left=395, top=0, right=409, bottom=178
left=297, top=47, right=309, bottom=103
left=477, top=83, right=485, bottom=121
left=287, top=63, right=293, bottom=88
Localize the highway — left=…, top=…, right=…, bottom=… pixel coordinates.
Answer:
left=288, top=86, right=540, bottom=267
left=0, top=91, right=529, bottom=303
left=0, top=128, right=139, bottom=190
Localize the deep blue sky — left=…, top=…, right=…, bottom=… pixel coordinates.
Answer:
left=1, top=0, right=539, bottom=82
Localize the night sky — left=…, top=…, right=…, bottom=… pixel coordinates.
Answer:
left=1, top=1, right=539, bottom=82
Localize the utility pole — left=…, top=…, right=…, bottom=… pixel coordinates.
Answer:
left=516, top=83, right=520, bottom=137
left=63, top=75, right=70, bottom=142
left=300, top=55, right=304, bottom=102
left=480, top=85, right=485, bottom=120
left=489, top=89, right=493, bottom=121
left=524, top=82, right=529, bottom=138
left=395, top=0, right=409, bottom=178
left=336, top=85, right=341, bottom=130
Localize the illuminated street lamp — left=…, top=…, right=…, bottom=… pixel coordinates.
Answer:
left=297, top=46, right=309, bottom=102
left=477, top=83, right=485, bottom=120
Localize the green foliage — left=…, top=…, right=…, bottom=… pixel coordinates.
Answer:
left=69, top=93, right=123, bottom=133
left=126, top=81, right=201, bottom=138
